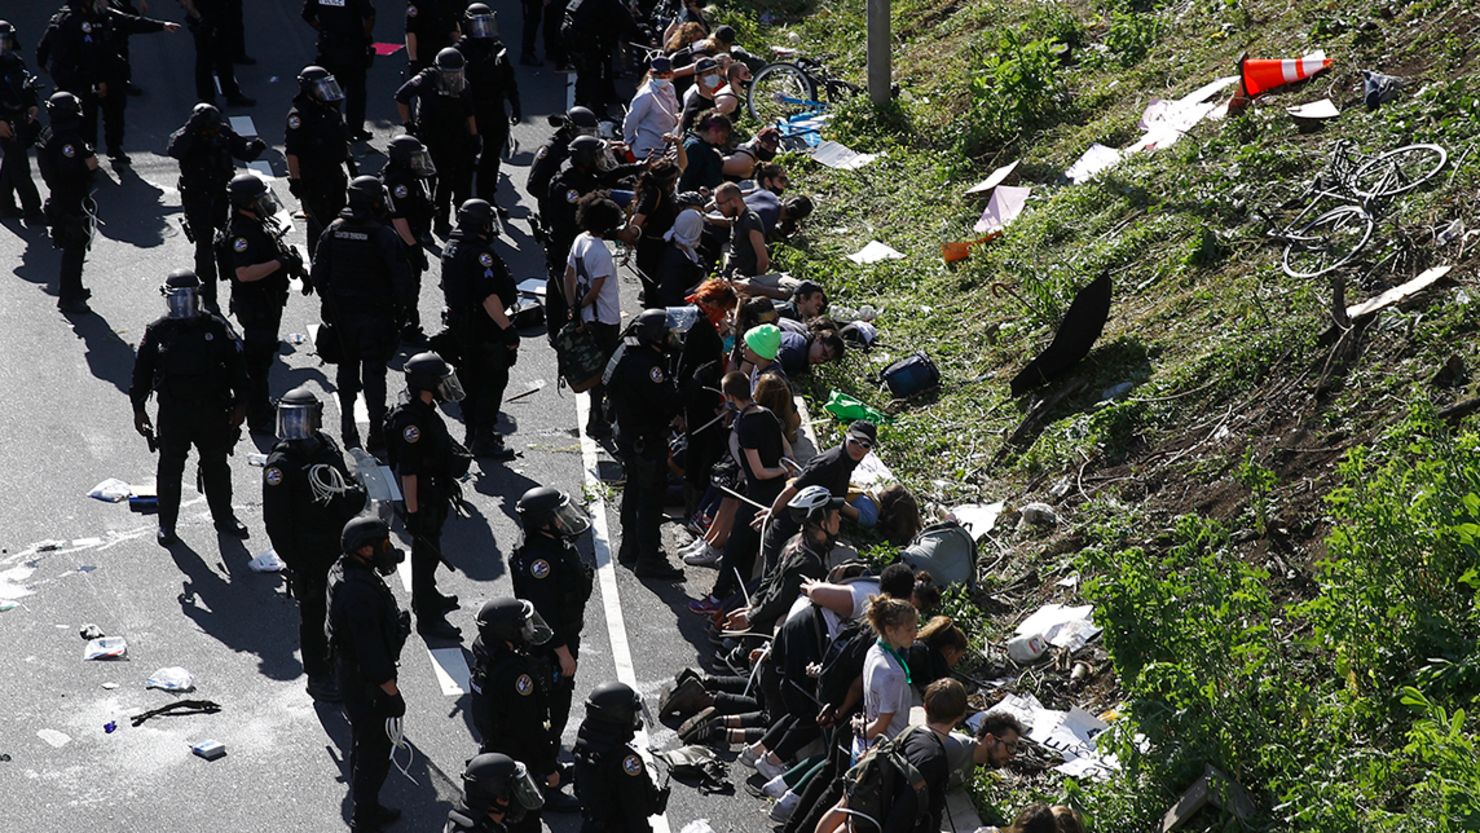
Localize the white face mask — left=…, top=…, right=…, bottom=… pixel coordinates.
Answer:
left=652, top=78, right=673, bottom=92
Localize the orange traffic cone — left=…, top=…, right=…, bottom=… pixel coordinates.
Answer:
left=1240, top=50, right=1331, bottom=97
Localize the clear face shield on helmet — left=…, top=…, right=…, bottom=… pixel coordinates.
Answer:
left=275, top=401, right=320, bottom=441
left=594, top=141, right=618, bottom=173
left=434, top=369, right=466, bottom=403
left=308, top=75, right=345, bottom=104
left=518, top=600, right=555, bottom=647
left=439, top=67, right=468, bottom=95
left=249, top=188, right=283, bottom=219
left=465, top=12, right=497, bottom=38
left=406, top=148, right=437, bottom=178
left=0, top=34, right=14, bottom=57
left=548, top=494, right=593, bottom=537
left=509, top=762, right=546, bottom=812
left=163, top=285, right=201, bottom=319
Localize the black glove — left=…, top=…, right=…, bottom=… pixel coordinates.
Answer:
left=405, top=511, right=421, bottom=537
left=246, top=137, right=268, bottom=160
left=412, top=245, right=429, bottom=272
left=501, top=324, right=521, bottom=347
left=288, top=179, right=303, bottom=198
left=281, top=247, right=305, bottom=275
left=377, top=687, right=406, bottom=717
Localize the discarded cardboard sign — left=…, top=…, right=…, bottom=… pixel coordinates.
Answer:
left=812, top=140, right=878, bottom=170
left=1016, top=603, right=1102, bottom=652
left=847, top=240, right=905, bottom=265
left=974, top=185, right=1031, bottom=234
left=1128, top=76, right=1239, bottom=154
left=1346, top=265, right=1451, bottom=320
left=1287, top=98, right=1341, bottom=121
left=950, top=502, right=1005, bottom=540
left=965, top=160, right=1021, bottom=196
left=986, top=692, right=1119, bottom=779
left=1066, top=144, right=1123, bottom=184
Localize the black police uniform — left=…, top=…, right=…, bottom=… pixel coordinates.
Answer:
left=301, top=0, right=374, bottom=136
left=167, top=120, right=265, bottom=307
left=540, top=161, right=641, bottom=281
left=36, top=3, right=168, bottom=157
left=182, top=0, right=246, bottom=103
left=36, top=120, right=96, bottom=309
left=440, top=228, right=518, bottom=448
left=326, top=553, right=411, bottom=830
left=220, top=212, right=293, bottom=427
left=384, top=161, right=433, bottom=336
left=285, top=94, right=353, bottom=257
left=384, top=398, right=467, bottom=617
left=469, top=636, right=553, bottom=833
left=445, top=807, right=510, bottom=833
left=520, top=0, right=563, bottom=66
left=561, top=0, right=638, bottom=111
left=129, top=311, right=248, bottom=535
left=394, top=68, right=476, bottom=229
left=263, top=433, right=363, bottom=681
left=0, top=49, right=42, bottom=217
left=458, top=34, right=521, bottom=205
left=573, top=722, right=663, bottom=833
left=608, top=343, right=680, bottom=567
left=509, top=532, right=593, bottom=741
left=526, top=128, right=574, bottom=207
left=310, top=206, right=413, bottom=451
left=405, top=1, right=462, bottom=71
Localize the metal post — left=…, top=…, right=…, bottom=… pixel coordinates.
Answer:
left=867, top=0, right=891, bottom=105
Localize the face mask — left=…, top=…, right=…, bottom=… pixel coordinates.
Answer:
left=652, top=78, right=673, bottom=92
left=372, top=540, right=406, bottom=575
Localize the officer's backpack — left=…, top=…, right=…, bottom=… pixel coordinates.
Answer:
left=899, top=520, right=977, bottom=588
left=815, top=617, right=876, bottom=713
left=880, top=351, right=941, bottom=399
left=840, top=726, right=936, bottom=833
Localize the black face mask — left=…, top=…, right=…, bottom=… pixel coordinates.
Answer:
left=370, top=540, right=406, bottom=575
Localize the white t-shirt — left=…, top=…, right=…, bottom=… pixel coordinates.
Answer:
left=782, top=578, right=880, bottom=639
left=863, top=642, right=912, bottom=740
left=567, top=233, right=620, bottom=325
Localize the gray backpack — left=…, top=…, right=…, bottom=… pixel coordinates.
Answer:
left=899, top=521, right=977, bottom=588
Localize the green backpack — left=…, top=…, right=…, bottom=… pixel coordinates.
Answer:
left=840, top=726, right=934, bottom=832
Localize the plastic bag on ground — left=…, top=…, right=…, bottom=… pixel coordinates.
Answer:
left=146, top=667, right=196, bottom=692
left=248, top=549, right=287, bottom=573
left=87, top=479, right=133, bottom=502
left=679, top=822, right=716, bottom=833
left=83, top=636, right=128, bottom=660
left=822, top=390, right=890, bottom=424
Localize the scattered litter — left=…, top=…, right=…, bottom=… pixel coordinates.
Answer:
left=246, top=453, right=268, bottom=467
left=847, top=240, right=905, bottom=265
left=371, top=41, right=405, bottom=56
left=0, top=753, right=10, bottom=762
left=83, top=636, right=128, bottom=660
left=101, top=682, right=119, bottom=690
left=145, top=667, right=196, bottom=692
left=1017, top=502, right=1059, bottom=527
left=1066, top=143, right=1122, bottom=184
left=1128, top=76, right=1238, bottom=153
left=104, top=721, right=117, bottom=734
left=1287, top=98, right=1340, bottom=122
left=823, top=390, right=891, bottom=425
left=986, top=692, right=1117, bottom=779
left=941, top=232, right=1000, bottom=264
left=79, top=624, right=105, bottom=640
left=132, top=699, right=222, bottom=727
left=964, top=160, right=1020, bottom=196
left=973, top=185, right=1031, bottom=234
left=811, top=140, right=878, bottom=170
left=288, top=332, right=306, bottom=345
left=36, top=541, right=64, bottom=552
left=1057, top=573, right=1081, bottom=588
left=949, top=502, right=1005, bottom=540
left=1363, top=69, right=1405, bottom=110
left=0, top=600, right=17, bottom=613
left=1006, top=633, right=1049, bottom=664
left=1162, top=765, right=1256, bottom=831
left=850, top=450, right=897, bottom=490
left=679, top=821, right=717, bottom=833
left=36, top=729, right=72, bottom=749
left=1049, top=479, right=1072, bottom=500
left=192, top=739, right=228, bottom=761
left=1016, top=603, right=1102, bottom=652
left=87, top=478, right=133, bottom=503
left=1346, top=265, right=1452, bottom=321
left=247, top=549, right=287, bottom=573
left=506, top=379, right=547, bottom=403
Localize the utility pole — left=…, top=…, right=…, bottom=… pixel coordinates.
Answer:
left=867, top=0, right=890, bottom=105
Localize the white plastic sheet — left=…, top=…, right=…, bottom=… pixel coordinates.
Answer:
left=1066, top=143, right=1123, bottom=184
left=83, top=636, right=128, bottom=660
left=247, top=549, right=287, bottom=573
left=964, top=160, right=1020, bottom=196
left=146, top=666, right=196, bottom=692
left=847, top=241, right=905, bottom=264
left=1016, top=603, right=1102, bottom=651
left=973, top=185, right=1031, bottom=234
left=812, top=140, right=878, bottom=170
left=87, top=479, right=133, bottom=502
left=950, top=502, right=1005, bottom=540
left=1287, top=98, right=1341, bottom=121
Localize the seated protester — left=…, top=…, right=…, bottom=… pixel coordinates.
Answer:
left=563, top=194, right=627, bottom=439
left=905, top=616, right=968, bottom=694
left=729, top=298, right=779, bottom=364
left=623, top=56, right=680, bottom=161
left=857, top=596, right=919, bottom=745
left=723, top=126, right=782, bottom=182
left=670, top=24, right=736, bottom=96
left=656, top=191, right=708, bottom=307
left=621, top=160, right=682, bottom=304
left=876, top=483, right=923, bottom=544
left=776, top=194, right=815, bottom=240
left=974, top=802, right=1066, bottom=833
left=677, top=111, right=732, bottom=193
left=714, top=181, right=768, bottom=277
left=742, top=160, right=787, bottom=237
left=754, top=372, right=800, bottom=445
left=776, top=279, right=827, bottom=322
left=757, top=420, right=875, bottom=569
left=726, top=485, right=842, bottom=636
left=738, top=322, right=785, bottom=386
left=776, top=324, right=844, bottom=376
left=679, top=57, right=725, bottom=131
left=884, top=679, right=970, bottom=833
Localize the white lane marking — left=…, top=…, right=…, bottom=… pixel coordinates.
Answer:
left=576, top=395, right=672, bottom=833
left=355, top=396, right=370, bottom=427
left=566, top=73, right=575, bottom=111
left=397, top=551, right=413, bottom=593
left=427, top=646, right=471, bottom=696
left=229, top=116, right=257, bottom=137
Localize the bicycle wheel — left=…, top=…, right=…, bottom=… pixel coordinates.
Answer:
left=1282, top=205, right=1375, bottom=278
left=1351, top=143, right=1448, bottom=199
left=747, top=62, right=819, bottom=125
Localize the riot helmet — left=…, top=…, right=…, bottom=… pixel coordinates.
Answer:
left=461, top=753, right=544, bottom=819
left=568, top=135, right=604, bottom=170
left=565, top=105, right=598, bottom=138
left=227, top=173, right=281, bottom=218
left=455, top=198, right=496, bottom=237
left=275, top=385, right=322, bottom=441
left=297, top=65, right=345, bottom=104
left=475, top=597, right=554, bottom=648
left=346, top=175, right=388, bottom=214
left=515, top=486, right=592, bottom=538
left=161, top=269, right=203, bottom=319
left=187, top=102, right=225, bottom=134
left=434, top=48, right=468, bottom=94
left=585, top=681, right=644, bottom=732
left=463, top=4, right=498, bottom=38
left=341, top=514, right=403, bottom=574
left=632, top=308, right=670, bottom=349
left=0, top=21, right=20, bottom=56
left=404, top=351, right=466, bottom=402
left=387, top=134, right=436, bottom=177
left=46, top=91, right=84, bottom=128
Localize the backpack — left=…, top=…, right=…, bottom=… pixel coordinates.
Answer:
left=840, top=727, right=934, bottom=833
left=880, top=351, right=941, bottom=399
left=552, top=254, right=607, bottom=392
left=653, top=745, right=729, bottom=796
left=816, top=618, right=876, bottom=712
left=899, top=520, right=977, bottom=588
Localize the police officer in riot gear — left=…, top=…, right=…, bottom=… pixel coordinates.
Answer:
left=469, top=597, right=578, bottom=823
left=177, top=0, right=254, bottom=106
left=36, top=91, right=98, bottom=314
left=384, top=352, right=469, bottom=640
left=326, top=514, right=410, bottom=833
left=130, top=270, right=250, bottom=546
left=310, top=175, right=413, bottom=453
left=445, top=752, right=548, bottom=833
left=286, top=65, right=356, bottom=257
left=609, top=309, right=685, bottom=580
left=302, top=0, right=375, bottom=142
left=511, top=487, right=594, bottom=758
left=0, top=20, right=44, bottom=223
left=36, top=0, right=180, bottom=163
left=573, top=682, right=669, bottom=832
left=526, top=105, right=597, bottom=208
left=384, top=134, right=436, bottom=342
left=541, top=135, right=644, bottom=274
left=404, top=0, right=462, bottom=75
left=441, top=198, right=518, bottom=460
left=395, top=47, right=479, bottom=237
left=561, top=0, right=639, bottom=112
left=220, top=173, right=303, bottom=434
left=168, top=103, right=268, bottom=310
left=262, top=387, right=365, bottom=702
left=456, top=5, right=522, bottom=212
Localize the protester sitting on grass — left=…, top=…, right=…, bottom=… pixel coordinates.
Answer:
left=776, top=323, right=844, bottom=376
left=753, top=372, right=801, bottom=445
left=623, top=56, right=680, bottom=161
left=723, top=123, right=781, bottom=181
left=977, top=802, right=1082, bottom=833
left=678, top=112, right=733, bottom=193
left=714, top=181, right=769, bottom=278
left=777, top=279, right=827, bottom=322
left=622, top=160, right=682, bottom=304
left=657, top=191, right=708, bottom=306
left=754, top=419, right=875, bottom=566
left=736, top=322, right=783, bottom=383
left=858, top=596, right=920, bottom=744
left=906, top=616, right=969, bottom=693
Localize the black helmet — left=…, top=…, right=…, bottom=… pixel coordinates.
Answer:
left=515, top=486, right=592, bottom=537
left=47, top=91, right=83, bottom=123
left=227, top=173, right=281, bottom=217
left=461, top=753, right=544, bottom=818
left=585, top=681, right=644, bottom=732
left=341, top=514, right=390, bottom=555
left=566, top=106, right=598, bottom=134
left=0, top=20, right=17, bottom=55
left=475, top=597, right=553, bottom=647
left=568, top=135, right=604, bottom=169
left=161, top=269, right=202, bottom=319
left=187, top=101, right=224, bottom=132
left=387, top=134, right=436, bottom=177
left=297, top=65, right=345, bottom=104
left=275, top=385, right=322, bottom=441
left=346, top=175, right=387, bottom=212
left=633, top=308, right=669, bottom=349
left=404, top=351, right=465, bottom=402
left=463, top=3, right=497, bottom=38
left=434, top=47, right=468, bottom=93
left=455, top=198, right=495, bottom=235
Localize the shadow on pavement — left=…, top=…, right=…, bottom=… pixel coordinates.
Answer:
left=94, top=164, right=173, bottom=248
left=68, top=310, right=138, bottom=395
left=169, top=531, right=302, bottom=681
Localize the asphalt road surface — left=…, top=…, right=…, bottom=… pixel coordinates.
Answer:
left=0, top=3, right=771, bottom=831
